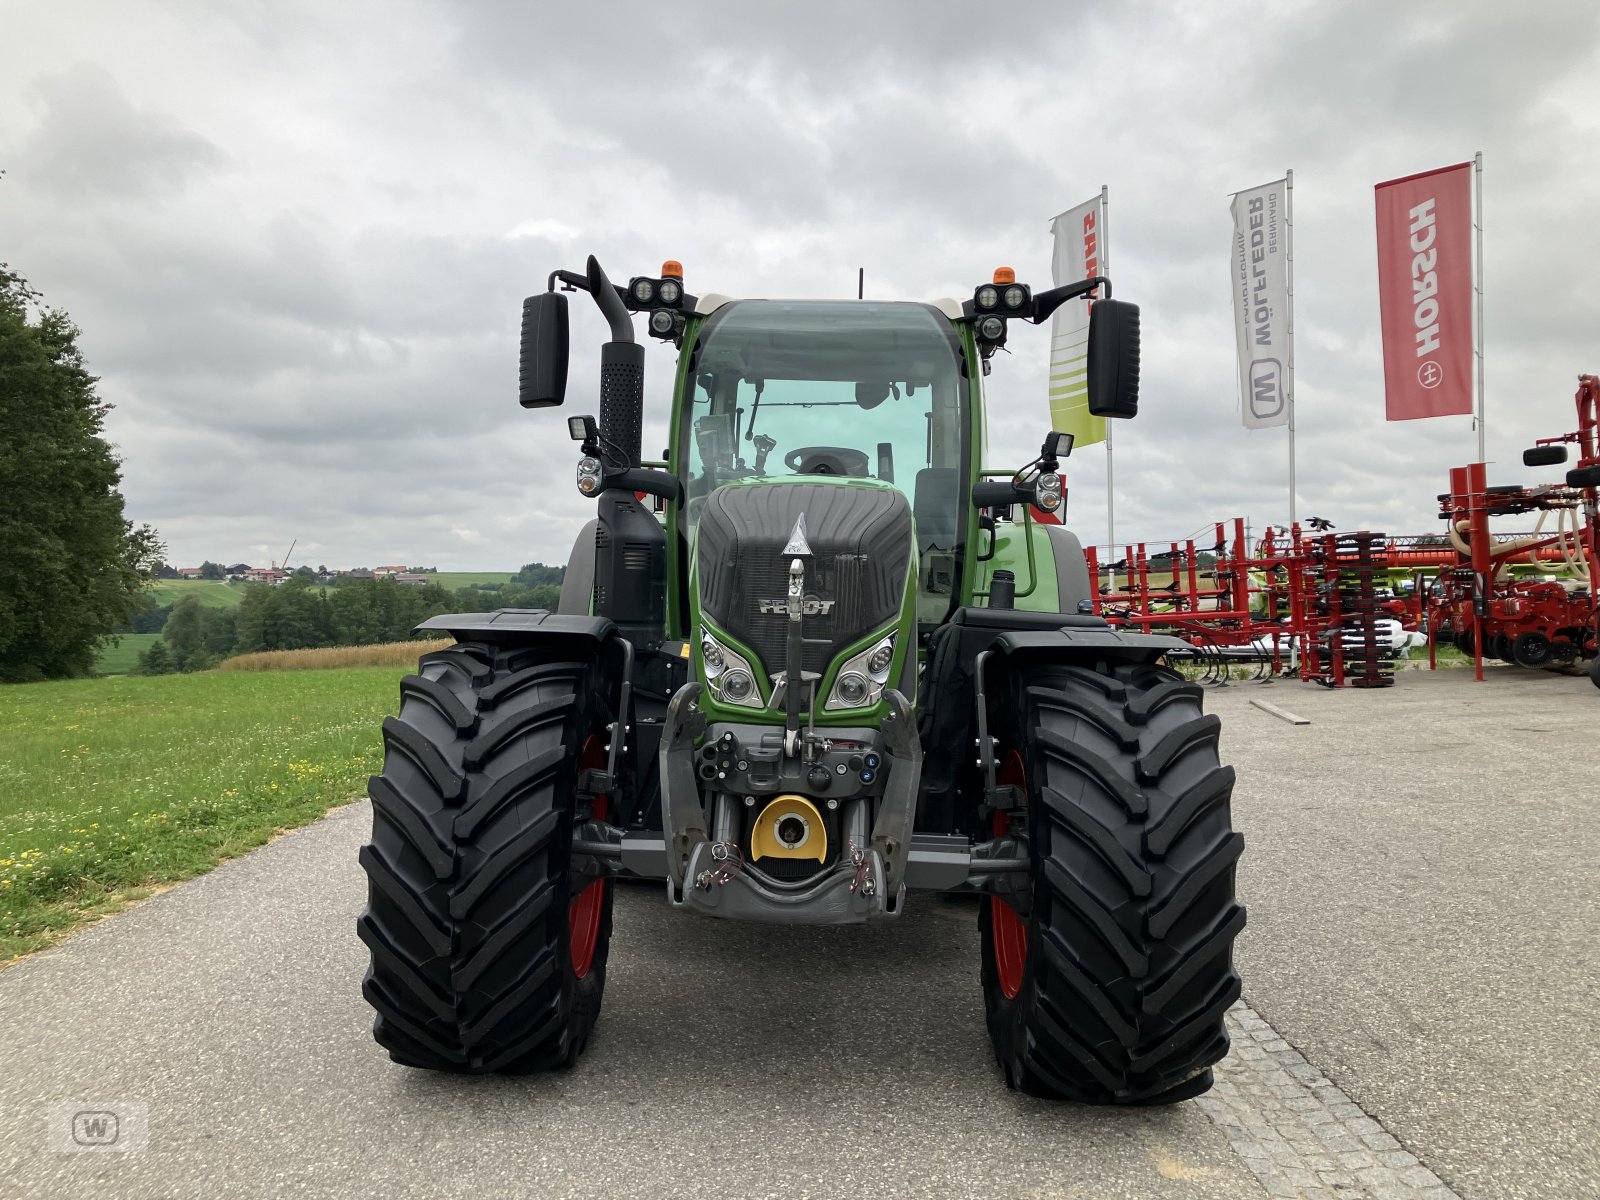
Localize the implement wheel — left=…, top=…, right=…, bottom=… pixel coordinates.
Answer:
left=980, top=661, right=1244, bottom=1104
left=1591, top=655, right=1600, bottom=690
left=1512, top=632, right=1553, bottom=669
left=358, top=641, right=615, bottom=1073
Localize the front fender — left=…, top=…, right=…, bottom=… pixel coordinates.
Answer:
left=415, top=609, right=616, bottom=652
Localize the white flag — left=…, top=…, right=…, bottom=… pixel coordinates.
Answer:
left=1230, top=179, right=1291, bottom=429
left=1048, top=193, right=1107, bottom=448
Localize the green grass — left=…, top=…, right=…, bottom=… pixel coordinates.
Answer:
left=148, top=579, right=246, bottom=608
left=0, top=668, right=401, bottom=961
left=95, top=633, right=161, bottom=676
left=428, top=571, right=516, bottom=589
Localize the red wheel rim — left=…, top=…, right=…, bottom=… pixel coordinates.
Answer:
left=989, top=750, right=1028, bottom=1000
left=568, top=735, right=608, bottom=980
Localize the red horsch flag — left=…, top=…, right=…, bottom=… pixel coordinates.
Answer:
left=1375, top=162, right=1474, bottom=421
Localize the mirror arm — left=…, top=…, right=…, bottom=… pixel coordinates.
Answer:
left=1028, top=275, right=1113, bottom=324
left=548, top=268, right=590, bottom=293
left=547, top=264, right=637, bottom=337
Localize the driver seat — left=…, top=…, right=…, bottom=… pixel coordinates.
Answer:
left=789, top=447, right=870, bottom=477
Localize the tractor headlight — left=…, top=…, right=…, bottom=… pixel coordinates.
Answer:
left=657, top=278, right=682, bottom=305
left=826, top=632, right=896, bottom=710
left=835, top=671, right=870, bottom=707
left=1034, top=472, right=1063, bottom=513
left=576, top=456, right=603, bottom=496
left=721, top=668, right=755, bottom=702
left=1003, top=285, right=1027, bottom=310
left=977, top=315, right=1006, bottom=342
left=649, top=309, right=675, bottom=335
left=700, top=628, right=763, bottom=708
left=631, top=278, right=656, bottom=304
left=975, top=285, right=999, bottom=310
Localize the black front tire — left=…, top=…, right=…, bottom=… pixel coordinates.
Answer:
left=981, top=661, right=1244, bottom=1104
left=357, top=641, right=614, bottom=1073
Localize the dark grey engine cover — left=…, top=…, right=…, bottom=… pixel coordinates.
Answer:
left=696, top=483, right=913, bottom=678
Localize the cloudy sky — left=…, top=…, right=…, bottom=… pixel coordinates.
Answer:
left=4, top=0, right=1597, bottom=571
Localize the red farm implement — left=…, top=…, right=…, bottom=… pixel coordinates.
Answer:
left=1426, top=375, right=1600, bottom=685
left=1085, top=520, right=1404, bottom=688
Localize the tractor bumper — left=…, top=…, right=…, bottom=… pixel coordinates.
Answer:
left=671, top=839, right=897, bottom=923
left=656, top=683, right=921, bottom=925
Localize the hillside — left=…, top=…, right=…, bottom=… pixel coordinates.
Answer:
left=148, top=580, right=246, bottom=608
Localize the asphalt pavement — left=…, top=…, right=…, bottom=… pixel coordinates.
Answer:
left=2, top=663, right=1595, bottom=1199
left=1210, top=665, right=1600, bottom=1200
left=0, top=810, right=1255, bottom=1200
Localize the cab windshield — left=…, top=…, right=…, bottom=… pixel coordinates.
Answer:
left=681, top=299, right=969, bottom=623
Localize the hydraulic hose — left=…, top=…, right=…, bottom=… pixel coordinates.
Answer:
left=1450, top=515, right=1553, bottom=581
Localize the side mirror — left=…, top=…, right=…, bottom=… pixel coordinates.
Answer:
left=519, top=291, right=570, bottom=408
left=1086, top=298, right=1140, bottom=418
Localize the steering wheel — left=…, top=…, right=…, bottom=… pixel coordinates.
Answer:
left=783, top=446, right=872, bottom=477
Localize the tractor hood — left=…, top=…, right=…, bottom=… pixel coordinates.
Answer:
left=695, top=480, right=915, bottom=688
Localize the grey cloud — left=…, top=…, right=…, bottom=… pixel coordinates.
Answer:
left=11, top=62, right=224, bottom=199
left=2, top=0, right=1598, bottom=571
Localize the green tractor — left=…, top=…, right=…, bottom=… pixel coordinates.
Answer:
left=357, top=254, right=1244, bottom=1104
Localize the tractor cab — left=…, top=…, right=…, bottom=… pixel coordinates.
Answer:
left=678, top=298, right=971, bottom=633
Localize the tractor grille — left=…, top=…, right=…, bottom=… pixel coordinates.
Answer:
left=696, top=483, right=914, bottom=681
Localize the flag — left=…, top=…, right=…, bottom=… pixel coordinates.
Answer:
left=1230, top=179, right=1291, bottom=429
left=1375, top=162, right=1473, bottom=421
left=1048, top=194, right=1107, bottom=448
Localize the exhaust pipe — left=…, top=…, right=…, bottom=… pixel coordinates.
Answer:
left=585, top=255, right=644, bottom=469
left=582, top=255, right=664, bottom=650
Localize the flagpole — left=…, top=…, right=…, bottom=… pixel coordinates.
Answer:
left=1101, top=184, right=1116, bottom=591
left=1473, top=150, right=1485, bottom=463
left=1285, top=169, right=1297, bottom=529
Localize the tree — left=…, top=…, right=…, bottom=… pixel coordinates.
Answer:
left=232, top=577, right=331, bottom=653
left=511, top=562, right=565, bottom=588
left=198, top=561, right=225, bottom=580
left=201, top=608, right=236, bottom=658
left=163, top=595, right=206, bottom=670
left=0, top=267, right=163, bottom=681
left=135, top=641, right=174, bottom=675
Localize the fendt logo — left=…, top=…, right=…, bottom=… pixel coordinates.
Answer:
left=1248, top=358, right=1285, bottom=421
left=757, top=595, right=834, bottom=616
left=1408, top=197, right=1442, bottom=359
